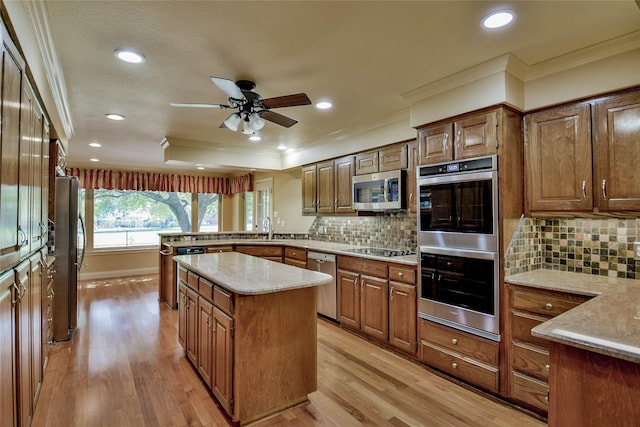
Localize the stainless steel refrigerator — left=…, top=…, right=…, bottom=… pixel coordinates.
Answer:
left=53, top=176, right=85, bottom=341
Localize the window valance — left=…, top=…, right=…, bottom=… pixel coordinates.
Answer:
left=66, top=168, right=253, bottom=195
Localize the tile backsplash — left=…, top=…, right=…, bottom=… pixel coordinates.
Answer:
left=308, top=213, right=417, bottom=251
left=505, top=217, right=639, bottom=279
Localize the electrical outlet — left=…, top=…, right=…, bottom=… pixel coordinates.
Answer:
left=635, top=242, right=640, bottom=260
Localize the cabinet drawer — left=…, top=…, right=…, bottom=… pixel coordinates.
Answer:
left=206, top=245, right=233, bottom=253
left=389, top=264, right=416, bottom=285
left=187, top=271, right=199, bottom=291
left=511, top=287, right=588, bottom=317
left=420, top=320, right=498, bottom=366
left=284, top=258, right=307, bottom=269
left=214, top=286, right=234, bottom=316
left=512, top=341, right=550, bottom=381
left=338, top=256, right=387, bottom=278
left=511, top=371, right=548, bottom=412
left=284, top=247, right=307, bottom=261
left=511, top=311, right=550, bottom=349
left=178, top=266, right=188, bottom=283
left=235, top=245, right=283, bottom=258
left=199, top=277, right=214, bottom=304
left=421, top=341, right=499, bottom=393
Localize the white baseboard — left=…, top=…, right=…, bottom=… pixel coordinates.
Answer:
left=78, top=267, right=158, bottom=281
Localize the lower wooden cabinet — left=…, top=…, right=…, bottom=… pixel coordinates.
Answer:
left=185, top=287, right=198, bottom=365
left=235, top=245, right=283, bottom=263
left=197, top=298, right=214, bottom=386
left=389, top=264, right=417, bottom=355
left=211, top=306, right=233, bottom=415
left=283, top=247, right=307, bottom=269
left=506, top=283, right=590, bottom=414
left=0, top=270, right=16, bottom=427
left=15, top=260, right=32, bottom=427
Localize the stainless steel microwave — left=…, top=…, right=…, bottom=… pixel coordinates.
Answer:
left=352, top=169, right=405, bottom=211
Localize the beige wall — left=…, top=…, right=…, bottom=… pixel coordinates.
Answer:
left=79, top=249, right=158, bottom=280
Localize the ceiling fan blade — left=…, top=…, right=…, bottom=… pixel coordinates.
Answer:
left=170, top=102, right=231, bottom=109
left=259, top=110, right=298, bottom=128
left=210, top=77, right=244, bottom=100
left=261, top=93, right=311, bottom=109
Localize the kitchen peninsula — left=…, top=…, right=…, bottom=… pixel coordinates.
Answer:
left=173, top=252, right=332, bottom=425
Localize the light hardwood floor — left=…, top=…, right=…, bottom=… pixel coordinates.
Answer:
left=32, top=275, right=545, bottom=427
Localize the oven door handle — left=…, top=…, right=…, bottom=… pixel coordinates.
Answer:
left=420, top=245, right=497, bottom=261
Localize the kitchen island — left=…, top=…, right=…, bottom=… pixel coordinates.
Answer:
left=173, top=252, right=332, bottom=425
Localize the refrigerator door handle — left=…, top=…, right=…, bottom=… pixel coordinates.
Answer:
left=78, top=214, right=86, bottom=271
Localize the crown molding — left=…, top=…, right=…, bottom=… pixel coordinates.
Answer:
left=24, top=1, right=74, bottom=139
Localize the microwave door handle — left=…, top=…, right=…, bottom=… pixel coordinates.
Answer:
left=384, top=178, right=389, bottom=202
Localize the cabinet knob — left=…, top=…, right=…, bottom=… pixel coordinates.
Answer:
left=545, top=303, right=553, bottom=310
left=451, top=338, right=458, bottom=345
left=398, top=272, right=403, bottom=277
left=451, top=362, right=458, bottom=369
left=545, top=364, right=550, bottom=370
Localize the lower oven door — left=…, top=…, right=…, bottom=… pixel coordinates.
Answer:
left=418, top=246, right=500, bottom=341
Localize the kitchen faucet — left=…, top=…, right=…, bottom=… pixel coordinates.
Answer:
left=264, top=216, right=273, bottom=240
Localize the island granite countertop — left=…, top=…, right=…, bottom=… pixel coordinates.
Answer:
left=173, top=252, right=333, bottom=295
left=506, top=269, right=640, bottom=363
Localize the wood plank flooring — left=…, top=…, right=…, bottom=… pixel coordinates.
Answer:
left=32, top=275, right=545, bottom=427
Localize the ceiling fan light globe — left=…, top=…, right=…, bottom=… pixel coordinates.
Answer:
left=242, top=120, right=254, bottom=134
left=224, top=113, right=242, bottom=131
left=249, top=113, right=265, bottom=130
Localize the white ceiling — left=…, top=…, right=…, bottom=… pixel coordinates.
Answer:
left=36, top=1, right=640, bottom=174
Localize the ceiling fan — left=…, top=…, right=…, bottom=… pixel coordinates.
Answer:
left=170, top=77, right=312, bottom=134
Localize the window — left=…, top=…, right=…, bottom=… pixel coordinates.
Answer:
left=198, top=193, right=219, bottom=232
left=244, top=192, right=253, bottom=231
left=90, top=189, right=199, bottom=249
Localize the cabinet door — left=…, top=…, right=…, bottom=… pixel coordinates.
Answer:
left=453, top=111, right=497, bottom=160
left=27, top=87, right=44, bottom=251
left=594, top=91, right=640, bottom=211
left=15, top=261, right=31, bottom=427
left=355, top=150, right=379, bottom=175
left=334, top=155, right=355, bottom=213
left=379, top=144, right=408, bottom=172
left=525, top=103, right=593, bottom=212
left=197, top=298, right=214, bottom=387
left=389, top=282, right=417, bottom=354
left=160, top=250, right=176, bottom=309
left=186, top=288, right=198, bottom=364
left=316, top=160, right=335, bottom=214
left=337, top=270, right=360, bottom=330
left=177, top=283, right=187, bottom=349
left=0, top=270, right=16, bottom=427
left=360, top=275, right=388, bottom=341
left=29, top=255, right=42, bottom=408
left=301, top=164, right=317, bottom=214
left=406, top=140, right=418, bottom=214
left=0, top=33, right=25, bottom=270
left=18, top=85, right=34, bottom=258
left=418, top=123, right=453, bottom=165
left=212, top=307, right=233, bottom=416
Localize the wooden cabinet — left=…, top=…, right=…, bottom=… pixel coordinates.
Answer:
left=284, top=247, right=307, bottom=269
left=29, top=254, right=43, bottom=410
left=159, top=245, right=177, bottom=309
left=0, top=27, right=25, bottom=272
left=206, top=245, right=233, bottom=253
left=0, top=270, right=16, bottom=427
left=355, top=143, right=408, bottom=175
left=506, top=284, right=590, bottom=414
left=234, top=245, right=283, bottom=263
left=418, top=109, right=498, bottom=165
left=197, top=297, right=214, bottom=387
left=419, top=319, right=500, bottom=393
left=388, top=264, right=417, bottom=355
left=185, top=287, right=198, bottom=364
left=42, top=253, right=54, bottom=370
left=212, top=306, right=233, bottom=415
left=360, top=275, right=388, bottom=341
left=525, top=89, right=640, bottom=215
left=406, top=140, right=418, bottom=214
left=337, top=269, right=360, bottom=330
left=302, top=156, right=354, bottom=214
left=593, top=90, right=640, bottom=211
left=15, top=260, right=31, bottom=427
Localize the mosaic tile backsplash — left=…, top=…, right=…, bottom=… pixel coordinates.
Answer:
left=505, top=217, right=640, bottom=279
left=308, top=213, right=417, bottom=252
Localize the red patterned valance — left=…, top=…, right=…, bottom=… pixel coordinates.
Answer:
left=66, top=168, right=253, bottom=195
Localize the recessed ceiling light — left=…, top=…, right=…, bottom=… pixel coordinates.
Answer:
left=482, top=10, right=514, bottom=29
left=115, top=49, right=145, bottom=64
left=89, top=158, right=100, bottom=162
left=89, top=142, right=102, bottom=148
left=249, top=135, right=261, bottom=142
left=105, top=113, right=125, bottom=121
left=196, top=166, right=205, bottom=170
left=316, top=101, right=332, bottom=110
left=277, top=144, right=287, bottom=150
left=285, top=148, right=295, bottom=153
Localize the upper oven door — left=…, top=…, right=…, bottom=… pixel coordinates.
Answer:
left=417, top=159, right=498, bottom=252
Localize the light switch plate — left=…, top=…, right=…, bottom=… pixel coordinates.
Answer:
left=635, top=242, right=640, bottom=260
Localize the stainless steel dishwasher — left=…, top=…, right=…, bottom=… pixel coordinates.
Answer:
left=307, top=252, right=337, bottom=320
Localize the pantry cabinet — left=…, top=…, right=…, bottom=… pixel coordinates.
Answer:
left=525, top=88, right=640, bottom=216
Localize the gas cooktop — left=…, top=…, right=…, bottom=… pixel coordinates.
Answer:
left=344, top=247, right=416, bottom=257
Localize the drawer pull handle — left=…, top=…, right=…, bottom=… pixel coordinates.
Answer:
left=451, top=362, right=458, bottom=369
left=545, top=303, right=553, bottom=310
left=398, top=272, right=403, bottom=277
left=451, top=338, right=458, bottom=345
left=545, top=364, right=550, bottom=370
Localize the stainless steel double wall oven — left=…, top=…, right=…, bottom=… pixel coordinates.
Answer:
left=417, top=155, right=500, bottom=341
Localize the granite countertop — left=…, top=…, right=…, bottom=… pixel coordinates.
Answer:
left=163, top=238, right=418, bottom=266
left=506, top=269, right=640, bottom=363
left=174, top=252, right=333, bottom=295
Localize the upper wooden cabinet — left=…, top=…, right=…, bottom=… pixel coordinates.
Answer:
left=525, top=89, right=640, bottom=215
left=355, top=143, right=408, bottom=175
left=593, top=91, right=640, bottom=212
left=418, top=110, right=498, bottom=165
left=406, top=140, right=418, bottom=214
left=525, top=103, right=593, bottom=212
left=302, top=156, right=354, bottom=215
